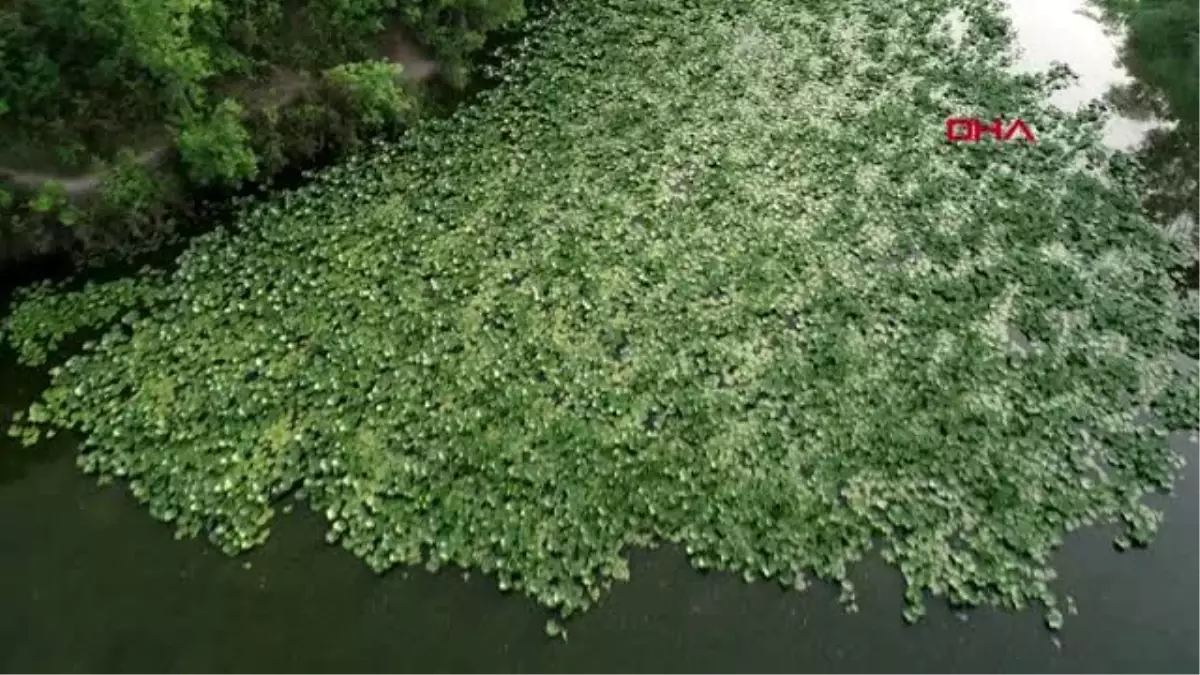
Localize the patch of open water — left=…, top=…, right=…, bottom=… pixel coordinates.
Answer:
left=1007, top=0, right=1167, bottom=150
left=0, top=1, right=1195, bottom=671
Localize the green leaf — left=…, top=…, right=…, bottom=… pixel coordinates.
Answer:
left=4, top=0, right=1190, bottom=637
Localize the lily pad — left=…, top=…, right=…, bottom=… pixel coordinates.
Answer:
left=4, top=0, right=1195, bottom=635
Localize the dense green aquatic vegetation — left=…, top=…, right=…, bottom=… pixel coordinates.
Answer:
left=5, top=0, right=1197, bottom=635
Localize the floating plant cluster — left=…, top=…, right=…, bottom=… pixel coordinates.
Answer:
left=5, top=0, right=1196, bottom=635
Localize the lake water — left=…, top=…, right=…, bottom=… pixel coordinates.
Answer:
left=1007, top=0, right=1166, bottom=149
left=1, top=1, right=1196, bottom=671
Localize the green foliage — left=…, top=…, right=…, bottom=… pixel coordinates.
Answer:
left=0, top=0, right=523, bottom=156
left=1, top=0, right=528, bottom=268
left=3, top=272, right=168, bottom=366
left=114, top=0, right=220, bottom=109
left=99, top=150, right=165, bottom=216
left=5, top=0, right=1195, bottom=636
left=246, top=64, right=422, bottom=176
left=245, top=98, right=341, bottom=176
left=27, top=181, right=68, bottom=215
left=26, top=180, right=83, bottom=226
left=324, top=60, right=413, bottom=134
left=0, top=0, right=226, bottom=153
left=405, top=0, right=527, bottom=88
left=296, top=0, right=399, bottom=64
left=177, top=99, right=259, bottom=186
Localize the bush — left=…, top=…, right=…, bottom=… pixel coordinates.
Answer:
left=99, top=150, right=165, bottom=217
left=324, top=60, right=413, bottom=135
left=0, top=0, right=531, bottom=269
left=177, top=99, right=259, bottom=186
left=0, top=0, right=526, bottom=163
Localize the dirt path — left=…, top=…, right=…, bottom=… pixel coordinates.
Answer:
left=0, top=29, right=440, bottom=200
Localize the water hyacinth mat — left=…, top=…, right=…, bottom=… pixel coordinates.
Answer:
left=4, top=0, right=1198, bottom=638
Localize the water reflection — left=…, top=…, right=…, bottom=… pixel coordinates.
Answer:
left=1006, top=0, right=1165, bottom=149
left=1008, top=0, right=1195, bottom=225
left=1003, top=0, right=1200, bottom=362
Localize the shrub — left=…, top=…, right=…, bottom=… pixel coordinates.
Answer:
left=324, top=60, right=414, bottom=135
left=177, top=99, right=259, bottom=186
left=99, top=150, right=166, bottom=216
left=0, top=0, right=532, bottom=269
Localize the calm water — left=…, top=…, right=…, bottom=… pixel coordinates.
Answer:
left=1, top=1, right=1196, bottom=671
left=1007, top=0, right=1166, bottom=149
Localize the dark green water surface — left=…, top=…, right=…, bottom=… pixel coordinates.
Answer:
left=0, top=348, right=1196, bottom=672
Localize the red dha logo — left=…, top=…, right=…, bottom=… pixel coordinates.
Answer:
left=946, top=118, right=1037, bottom=143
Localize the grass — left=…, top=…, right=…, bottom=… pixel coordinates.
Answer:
left=4, top=0, right=1196, bottom=635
